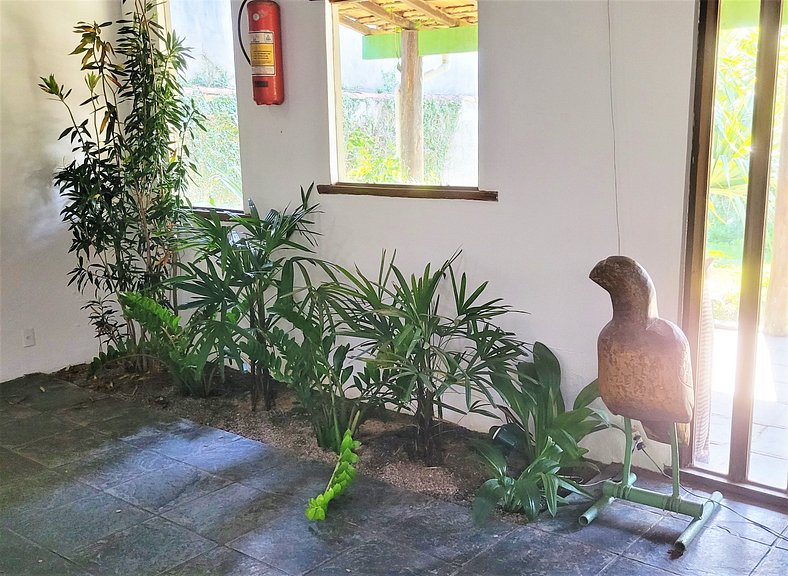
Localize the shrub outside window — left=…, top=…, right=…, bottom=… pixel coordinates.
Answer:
left=168, top=0, right=243, bottom=211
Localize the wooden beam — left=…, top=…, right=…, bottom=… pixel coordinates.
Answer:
left=354, top=1, right=416, bottom=30
left=339, top=14, right=377, bottom=35
left=398, top=29, right=423, bottom=182
left=400, top=0, right=460, bottom=27
left=317, top=183, right=498, bottom=202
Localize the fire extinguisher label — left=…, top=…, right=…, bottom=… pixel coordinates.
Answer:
left=250, top=31, right=276, bottom=76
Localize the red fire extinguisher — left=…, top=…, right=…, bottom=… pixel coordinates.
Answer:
left=240, top=0, right=284, bottom=105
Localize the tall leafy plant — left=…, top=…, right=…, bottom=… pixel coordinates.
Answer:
left=265, top=279, right=400, bottom=452
left=327, top=252, right=525, bottom=463
left=39, top=0, right=201, bottom=354
left=175, top=186, right=319, bottom=402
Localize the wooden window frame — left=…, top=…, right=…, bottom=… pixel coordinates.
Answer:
left=321, top=0, right=493, bottom=202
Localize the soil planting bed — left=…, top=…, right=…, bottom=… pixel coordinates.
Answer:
left=54, top=363, right=492, bottom=507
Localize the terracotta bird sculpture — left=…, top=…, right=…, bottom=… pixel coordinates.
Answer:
left=589, top=256, right=693, bottom=448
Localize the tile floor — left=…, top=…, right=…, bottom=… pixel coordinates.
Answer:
left=1, top=373, right=787, bottom=576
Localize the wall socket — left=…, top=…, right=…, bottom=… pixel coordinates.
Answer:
left=23, top=328, right=36, bottom=348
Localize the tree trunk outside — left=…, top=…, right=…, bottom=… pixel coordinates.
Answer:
left=398, top=29, right=423, bottom=183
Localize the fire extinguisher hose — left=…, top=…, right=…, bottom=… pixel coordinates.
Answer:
left=238, top=0, right=251, bottom=65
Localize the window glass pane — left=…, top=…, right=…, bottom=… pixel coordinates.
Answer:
left=170, top=0, right=243, bottom=210
left=332, top=2, right=478, bottom=186
left=749, top=18, right=788, bottom=490
left=694, top=0, right=761, bottom=475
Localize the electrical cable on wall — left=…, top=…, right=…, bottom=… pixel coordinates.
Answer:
left=607, top=0, right=622, bottom=256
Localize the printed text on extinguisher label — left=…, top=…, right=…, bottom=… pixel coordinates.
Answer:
left=250, top=31, right=276, bottom=76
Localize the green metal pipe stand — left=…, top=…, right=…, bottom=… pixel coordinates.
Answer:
left=579, top=418, right=723, bottom=552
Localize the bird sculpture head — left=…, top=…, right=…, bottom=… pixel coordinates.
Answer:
left=590, top=256, right=658, bottom=322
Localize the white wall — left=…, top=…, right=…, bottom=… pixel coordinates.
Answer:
left=232, top=0, right=698, bottom=468
left=0, top=1, right=121, bottom=380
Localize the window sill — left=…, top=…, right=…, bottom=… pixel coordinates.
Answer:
left=190, top=207, right=245, bottom=221
left=317, top=182, right=497, bottom=202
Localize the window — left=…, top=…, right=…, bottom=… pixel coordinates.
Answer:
left=685, top=0, right=787, bottom=499
left=166, top=0, right=243, bottom=211
left=322, top=0, right=492, bottom=200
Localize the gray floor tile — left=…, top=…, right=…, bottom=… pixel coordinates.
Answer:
left=0, top=528, right=89, bottom=576
left=126, top=422, right=243, bottom=461
left=709, top=498, right=788, bottom=546
left=328, top=477, right=438, bottom=528
left=0, top=469, right=102, bottom=527
left=0, top=446, right=48, bottom=483
left=14, top=425, right=116, bottom=467
left=0, top=374, right=51, bottom=395
left=454, top=525, right=618, bottom=576
left=201, top=442, right=288, bottom=485
left=779, top=525, right=788, bottom=550
left=162, top=546, right=285, bottom=576
left=228, top=510, right=369, bottom=576
left=0, top=399, right=40, bottom=421
left=624, top=515, right=770, bottom=576
left=88, top=405, right=181, bottom=439
left=162, top=482, right=287, bottom=544
left=13, top=381, right=99, bottom=412
left=306, top=538, right=455, bottom=576
left=233, top=457, right=332, bottom=496
left=175, top=436, right=282, bottom=480
left=54, top=441, right=177, bottom=489
left=56, top=396, right=138, bottom=426
left=106, top=460, right=232, bottom=513
left=0, top=411, right=80, bottom=448
left=752, top=547, right=788, bottom=576
left=599, top=556, right=678, bottom=576
left=385, top=500, right=514, bottom=566
left=538, top=501, right=663, bottom=554
left=71, top=516, right=216, bottom=576
left=5, top=491, right=152, bottom=555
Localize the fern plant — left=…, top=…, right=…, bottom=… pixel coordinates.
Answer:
left=305, top=428, right=361, bottom=521
left=117, top=292, right=228, bottom=395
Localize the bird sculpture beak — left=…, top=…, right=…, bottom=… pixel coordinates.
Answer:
left=589, top=258, right=607, bottom=286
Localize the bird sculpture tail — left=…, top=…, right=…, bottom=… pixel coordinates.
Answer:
left=641, top=419, right=690, bottom=451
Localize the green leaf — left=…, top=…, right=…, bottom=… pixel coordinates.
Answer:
left=472, top=479, right=504, bottom=526
left=472, top=440, right=507, bottom=478
left=513, top=477, right=542, bottom=521
left=573, top=378, right=600, bottom=410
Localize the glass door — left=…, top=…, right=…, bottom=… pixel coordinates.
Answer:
left=687, top=0, right=788, bottom=495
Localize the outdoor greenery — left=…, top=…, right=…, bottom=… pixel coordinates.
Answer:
left=39, top=0, right=201, bottom=357
left=182, top=56, right=242, bottom=210
left=342, top=93, right=464, bottom=185
left=707, top=26, right=785, bottom=323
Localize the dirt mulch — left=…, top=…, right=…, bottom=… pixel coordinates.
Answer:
left=54, top=363, right=491, bottom=506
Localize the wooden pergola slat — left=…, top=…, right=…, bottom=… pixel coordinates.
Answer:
left=354, top=1, right=417, bottom=30
left=339, top=14, right=379, bottom=35
left=333, top=0, right=476, bottom=34
left=399, top=0, right=459, bottom=27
